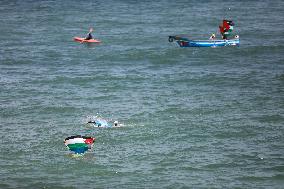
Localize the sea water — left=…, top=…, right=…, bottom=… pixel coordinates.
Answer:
left=0, top=0, right=284, bottom=188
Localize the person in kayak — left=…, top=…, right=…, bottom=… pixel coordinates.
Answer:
left=84, top=28, right=94, bottom=40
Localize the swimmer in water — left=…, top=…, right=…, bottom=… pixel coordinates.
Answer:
left=87, top=120, right=96, bottom=124
left=87, top=117, right=119, bottom=127
left=87, top=120, right=101, bottom=127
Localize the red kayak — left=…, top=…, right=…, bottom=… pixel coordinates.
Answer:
left=73, top=37, right=101, bottom=43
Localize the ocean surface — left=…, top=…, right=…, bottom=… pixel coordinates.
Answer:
left=1, top=0, right=284, bottom=188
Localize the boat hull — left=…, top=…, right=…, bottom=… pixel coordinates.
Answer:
left=73, top=37, right=101, bottom=43
left=169, top=36, right=239, bottom=47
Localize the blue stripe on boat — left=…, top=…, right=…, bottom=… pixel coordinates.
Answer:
left=177, top=39, right=240, bottom=47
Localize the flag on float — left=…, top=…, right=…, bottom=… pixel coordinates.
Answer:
left=64, top=135, right=95, bottom=154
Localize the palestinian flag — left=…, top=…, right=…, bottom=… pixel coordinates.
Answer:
left=64, top=135, right=95, bottom=154
left=219, top=20, right=234, bottom=39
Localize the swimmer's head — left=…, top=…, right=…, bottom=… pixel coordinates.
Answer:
left=114, top=121, right=118, bottom=126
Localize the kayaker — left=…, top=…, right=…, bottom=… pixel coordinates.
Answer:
left=84, top=28, right=94, bottom=40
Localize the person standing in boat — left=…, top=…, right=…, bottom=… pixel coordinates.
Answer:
left=219, top=20, right=234, bottom=40
left=209, top=33, right=216, bottom=40
left=84, top=28, right=94, bottom=40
